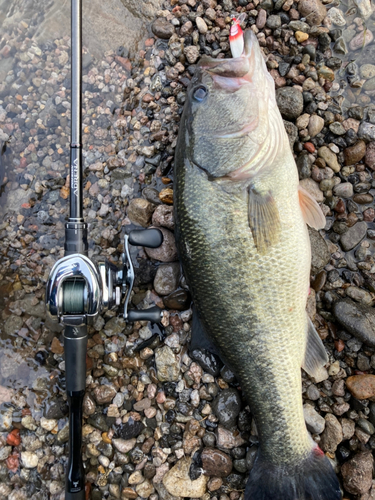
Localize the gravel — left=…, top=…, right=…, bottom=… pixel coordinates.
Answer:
left=0, top=0, right=375, bottom=498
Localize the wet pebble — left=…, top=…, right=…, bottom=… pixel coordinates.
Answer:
left=212, top=389, right=241, bottom=429
left=154, top=263, right=180, bottom=296
left=340, top=221, right=367, bottom=251
left=341, top=452, right=374, bottom=495
left=346, top=375, right=375, bottom=400
left=333, top=299, right=375, bottom=347
left=319, top=414, right=343, bottom=453
left=303, top=404, right=325, bottom=434
left=201, top=448, right=233, bottom=477
left=276, top=87, right=304, bottom=120
left=152, top=18, right=175, bottom=39
left=163, top=457, right=208, bottom=498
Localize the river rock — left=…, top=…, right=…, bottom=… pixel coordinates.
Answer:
left=333, top=299, right=375, bottom=347
left=155, top=346, right=180, bottom=381
left=308, top=114, right=324, bottom=138
left=145, top=227, right=178, bottom=262
left=341, top=452, right=374, bottom=495
left=344, top=140, right=366, bottom=165
left=298, top=0, right=326, bottom=25
left=215, top=426, right=246, bottom=449
left=340, top=221, right=367, bottom=251
left=326, top=7, right=346, bottom=26
left=333, top=182, right=353, bottom=198
left=21, top=451, right=38, bottom=468
left=152, top=18, right=175, bottom=39
left=163, top=457, right=208, bottom=498
left=201, top=448, right=233, bottom=477
left=136, top=479, right=155, bottom=498
left=365, top=142, right=375, bottom=169
left=154, top=263, right=180, bottom=296
left=117, top=418, right=145, bottom=440
left=276, top=87, right=303, bottom=120
left=349, top=30, right=373, bottom=51
left=346, top=375, right=375, bottom=400
left=196, top=16, right=208, bottom=34
left=308, top=228, right=330, bottom=274
left=212, top=389, right=241, bottom=429
left=303, top=404, right=325, bottom=434
left=358, top=122, right=375, bottom=142
left=152, top=204, right=174, bottom=230
left=112, top=438, right=136, bottom=454
left=317, top=146, right=341, bottom=172
left=319, top=414, right=343, bottom=453
left=127, top=198, right=155, bottom=227
left=93, top=385, right=117, bottom=404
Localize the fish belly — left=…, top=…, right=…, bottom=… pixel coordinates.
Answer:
left=175, top=156, right=313, bottom=466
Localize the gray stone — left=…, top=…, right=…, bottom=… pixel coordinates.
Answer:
left=154, top=263, right=180, bottom=296
left=266, top=15, right=281, bottom=29
left=152, top=18, right=175, bottom=39
left=358, top=121, right=375, bottom=142
left=309, top=228, right=330, bottom=274
left=329, top=121, right=346, bottom=136
left=333, top=298, right=375, bottom=347
left=276, top=87, right=303, bottom=120
left=303, top=404, right=325, bottom=434
left=283, top=120, right=298, bottom=150
left=308, top=114, right=324, bottom=138
left=155, top=346, right=180, bottom=382
left=319, top=414, right=343, bottom=453
left=104, top=316, right=126, bottom=336
left=0, top=446, right=11, bottom=461
left=333, top=182, right=353, bottom=198
left=212, top=389, right=241, bottom=429
left=306, top=384, right=320, bottom=400
left=358, top=418, right=375, bottom=435
left=340, top=221, right=367, bottom=251
left=4, top=315, right=23, bottom=335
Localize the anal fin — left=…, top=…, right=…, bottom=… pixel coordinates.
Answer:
left=248, top=187, right=281, bottom=254
left=298, top=185, right=326, bottom=230
left=302, top=315, right=329, bottom=378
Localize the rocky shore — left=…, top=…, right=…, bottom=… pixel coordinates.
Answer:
left=1, top=0, right=375, bottom=498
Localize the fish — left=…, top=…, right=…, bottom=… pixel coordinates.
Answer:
left=174, top=29, right=341, bottom=500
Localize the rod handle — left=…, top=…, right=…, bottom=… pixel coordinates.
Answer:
left=127, top=306, right=162, bottom=323
left=65, top=490, right=85, bottom=500
left=64, top=327, right=87, bottom=393
left=128, top=228, right=163, bottom=248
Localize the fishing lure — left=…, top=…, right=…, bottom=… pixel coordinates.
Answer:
left=229, top=13, right=247, bottom=57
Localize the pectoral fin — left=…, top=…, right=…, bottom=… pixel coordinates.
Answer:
left=248, top=188, right=281, bottom=254
left=302, top=315, right=328, bottom=378
left=298, top=186, right=326, bottom=230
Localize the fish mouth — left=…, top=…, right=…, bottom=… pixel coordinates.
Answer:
left=198, top=30, right=257, bottom=88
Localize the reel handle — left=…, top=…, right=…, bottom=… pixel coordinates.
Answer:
left=129, top=228, right=163, bottom=248
left=127, top=305, right=163, bottom=323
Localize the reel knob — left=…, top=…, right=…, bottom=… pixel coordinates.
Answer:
left=128, top=228, right=163, bottom=248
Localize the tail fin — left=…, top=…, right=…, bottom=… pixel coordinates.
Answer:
left=245, top=447, right=342, bottom=500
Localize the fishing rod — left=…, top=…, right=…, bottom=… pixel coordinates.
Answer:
left=45, top=1, right=163, bottom=498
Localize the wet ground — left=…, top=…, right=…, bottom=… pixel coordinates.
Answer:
left=1, top=0, right=375, bottom=498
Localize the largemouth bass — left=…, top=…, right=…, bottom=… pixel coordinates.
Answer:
left=174, top=30, right=341, bottom=500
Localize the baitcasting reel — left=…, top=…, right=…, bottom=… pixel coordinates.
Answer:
left=46, top=228, right=164, bottom=326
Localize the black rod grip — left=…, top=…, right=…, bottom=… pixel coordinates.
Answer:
left=66, top=391, right=85, bottom=498
left=66, top=491, right=85, bottom=500
left=64, top=326, right=87, bottom=393
left=127, top=306, right=162, bottom=323
left=129, top=228, right=163, bottom=248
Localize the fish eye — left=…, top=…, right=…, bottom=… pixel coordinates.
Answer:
left=193, top=85, right=208, bottom=102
